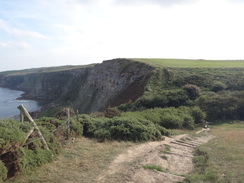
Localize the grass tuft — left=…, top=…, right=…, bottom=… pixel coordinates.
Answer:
left=143, top=165, right=166, bottom=172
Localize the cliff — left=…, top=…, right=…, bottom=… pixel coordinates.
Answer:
left=0, top=59, right=153, bottom=114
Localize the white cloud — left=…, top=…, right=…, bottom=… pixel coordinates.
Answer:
left=0, top=18, right=50, bottom=40
left=0, top=41, right=32, bottom=50
left=11, top=29, right=50, bottom=39
left=1, top=0, right=244, bottom=71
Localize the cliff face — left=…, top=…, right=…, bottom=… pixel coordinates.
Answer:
left=0, top=59, right=153, bottom=113
left=73, top=59, right=153, bottom=113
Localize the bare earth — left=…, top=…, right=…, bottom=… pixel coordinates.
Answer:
left=96, top=129, right=214, bottom=183
left=15, top=129, right=214, bottom=183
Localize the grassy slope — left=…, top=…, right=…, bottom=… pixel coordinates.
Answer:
left=187, top=123, right=244, bottom=183
left=130, top=58, right=244, bottom=68
left=13, top=138, right=133, bottom=183
left=0, top=64, right=94, bottom=76
left=14, top=123, right=244, bottom=183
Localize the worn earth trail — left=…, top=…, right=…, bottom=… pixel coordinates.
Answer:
left=96, top=128, right=214, bottom=183
left=15, top=129, right=214, bottom=183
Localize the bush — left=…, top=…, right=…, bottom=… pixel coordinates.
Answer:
left=104, top=108, right=121, bottom=118
left=19, top=147, right=54, bottom=171
left=0, top=119, right=32, bottom=150
left=182, top=84, right=201, bottom=100
left=132, top=89, right=190, bottom=110
left=198, top=95, right=239, bottom=121
left=108, top=117, right=163, bottom=141
left=122, top=106, right=204, bottom=130
left=36, top=117, right=63, bottom=132
left=70, top=118, right=83, bottom=136
left=0, top=119, right=62, bottom=179
left=0, top=161, right=7, bottom=181
left=81, top=115, right=169, bottom=142
left=211, top=81, right=227, bottom=92
left=190, top=106, right=206, bottom=124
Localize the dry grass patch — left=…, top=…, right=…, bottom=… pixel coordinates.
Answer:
left=12, top=137, right=133, bottom=183
left=185, top=123, right=244, bottom=183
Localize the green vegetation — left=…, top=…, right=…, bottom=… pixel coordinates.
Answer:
left=2, top=58, right=244, bottom=181
left=12, top=137, right=133, bottom=183
left=0, top=161, right=7, bottom=180
left=184, top=123, right=244, bottom=183
left=131, top=58, right=244, bottom=68
left=79, top=106, right=206, bottom=142
left=120, top=59, right=244, bottom=123
left=164, top=144, right=171, bottom=152
left=143, top=164, right=166, bottom=172
left=0, top=115, right=83, bottom=181
left=0, top=65, right=93, bottom=77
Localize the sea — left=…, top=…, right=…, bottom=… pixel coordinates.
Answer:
left=0, top=87, right=41, bottom=119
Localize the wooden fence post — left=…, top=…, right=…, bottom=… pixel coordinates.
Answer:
left=18, top=105, right=50, bottom=150
left=66, top=109, right=70, bottom=139
left=20, top=111, right=24, bottom=122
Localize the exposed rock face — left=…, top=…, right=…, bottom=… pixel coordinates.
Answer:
left=73, top=59, right=153, bottom=113
left=0, top=59, right=153, bottom=113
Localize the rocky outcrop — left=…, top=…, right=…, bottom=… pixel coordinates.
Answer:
left=73, top=59, right=153, bottom=113
left=0, top=59, right=154, bottom=114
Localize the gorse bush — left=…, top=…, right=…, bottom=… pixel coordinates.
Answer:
left=79, top=106, right=206, bottom=141
left=104, top=108, right=121, bottom=118
left=0, top=161, right=7, bottom=181
left=36, top=117, right=63, bottom=132
left=80, top=115, right=169, bottom=141
left=0, top=120, right=32, bottom=150
left=120, top=89, right=192, bottom=111
left=122, top=106, right=204, bottom=130
left=0, top=119, right=62, bottom=179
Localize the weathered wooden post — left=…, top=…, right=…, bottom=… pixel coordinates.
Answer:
left=18, top=105, right=49, bottom=150
left=66, top=108, right=70, bottom=139
left=20, top=111, right=24, bottom=122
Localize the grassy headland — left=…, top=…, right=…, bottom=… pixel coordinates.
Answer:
left=131, top=58, right=244, bottom=68
left=1, top=58, right=244, bottom=182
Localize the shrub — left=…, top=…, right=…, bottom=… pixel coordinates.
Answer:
left=81, top=115, right=169, bottom=142
left=19, top=147, right=54, bottom=171
left=101, top=117, right=164, bottom=141
left=211, top=81, right=227, bottom=92
left=190, top=106, right=206, bottom=124
left=36, top=117, right=63, bottom=132
left=70, top=118, right=83, bottom=136
left=132, top=89, right=189, bottom=110
left=0, top=161, right=7, bottom=181
left=0, top=119, right=61, bottom=178
left=104, top=108, right=121, bottom=118
left=198, top=95, right=239, bottom=121
left=0, top=120, right=32, bottom=150
left=182, top=84, right=201, bottom=100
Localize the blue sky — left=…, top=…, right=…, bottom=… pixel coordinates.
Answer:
left=0, top=0, right=244, bottom=71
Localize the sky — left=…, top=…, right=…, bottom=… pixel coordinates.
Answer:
left=0, top=0, right=244, bottom=71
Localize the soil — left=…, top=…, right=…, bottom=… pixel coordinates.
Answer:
left=96, top=128, right=214, bottom=183
left=14, top=128, right=214, bottom=183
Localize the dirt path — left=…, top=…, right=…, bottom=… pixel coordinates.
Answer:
left=96, top=129, right=214, bottom=183
left=15, top=129, right=214, bottom=183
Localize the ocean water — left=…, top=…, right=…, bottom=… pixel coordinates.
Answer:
left=0, top=87, right=41, bottom=119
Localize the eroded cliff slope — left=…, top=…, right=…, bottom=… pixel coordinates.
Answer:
left=0, top=59, right=153, bottom=114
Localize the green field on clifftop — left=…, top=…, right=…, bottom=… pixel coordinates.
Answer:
left=131, top=58, right=244, bottom=68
